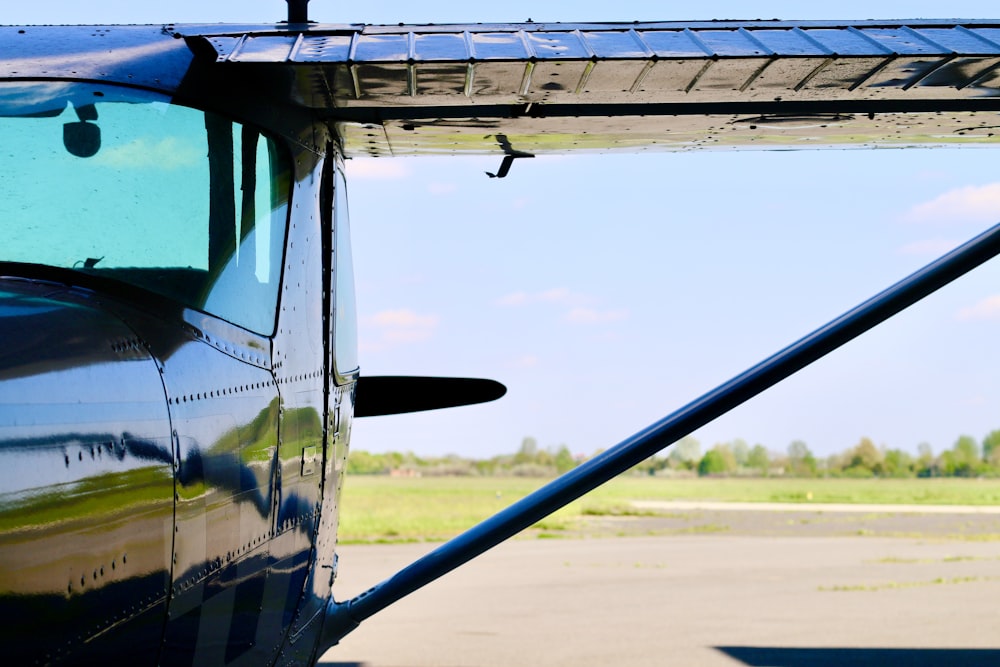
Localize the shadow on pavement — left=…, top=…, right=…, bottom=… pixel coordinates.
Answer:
left=718, top=647, right=1000, bottom=666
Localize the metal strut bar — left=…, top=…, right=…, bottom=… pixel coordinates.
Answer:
left=321, top=220, right=1000, bottom=650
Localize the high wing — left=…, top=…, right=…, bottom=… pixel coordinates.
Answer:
left=181, top=20, right=1000, bottom=156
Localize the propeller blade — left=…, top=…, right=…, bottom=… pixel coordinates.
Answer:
left=354, top=376, right=507, bottom=418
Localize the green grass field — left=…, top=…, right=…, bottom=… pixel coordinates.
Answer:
left=336, top=475, right=1000, bottom=544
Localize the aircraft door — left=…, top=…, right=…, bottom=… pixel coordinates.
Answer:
left=267, top=145, right=357, bottom=665
left=315, top=157, right=358, bottom=590
left=157, top=117, right=290, bottom=667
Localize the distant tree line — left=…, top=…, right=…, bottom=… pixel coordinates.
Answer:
left=346, top=430, right=1000, bottom=479
left=632, top=430, right=1000, bottom=478
left=346, top=436, right=577, bottom=477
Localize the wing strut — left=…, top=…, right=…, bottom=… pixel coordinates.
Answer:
left=320, top=219, right=1000, bottom=651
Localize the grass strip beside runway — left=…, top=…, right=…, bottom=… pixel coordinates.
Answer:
left=337, top=476, right=1000, bottom=543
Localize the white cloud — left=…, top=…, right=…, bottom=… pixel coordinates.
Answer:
left=903, top=183, right=1000, bottom=225
left=957, top=295, right=1000, bottom=321
left=538, top=287, right=572, bottom=303
left=361, top=308, right=439, bottom=349
left=345, top=158, right=410, bottom=180
left=565, top=307, right=629, bottom=324
left=897, top=238, right=958, bottom=256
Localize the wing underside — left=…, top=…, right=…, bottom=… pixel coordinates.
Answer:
left=185, top=20, right=1000, bottom=156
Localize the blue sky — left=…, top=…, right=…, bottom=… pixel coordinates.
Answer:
left=8, top=2, right=1000, bottom=25
left=14, top=2, right=1000, bottom=460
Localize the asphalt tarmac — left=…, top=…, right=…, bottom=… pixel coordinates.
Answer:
left=321, top=506, right=1000, bottom=667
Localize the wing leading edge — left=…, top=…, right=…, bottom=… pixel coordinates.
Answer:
left=182, top=20, right=1000, bottom=157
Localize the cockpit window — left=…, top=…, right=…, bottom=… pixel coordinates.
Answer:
left=0, top=82, right=289, bottom=335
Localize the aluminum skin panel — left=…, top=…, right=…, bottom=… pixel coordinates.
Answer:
left=581, top=30, right=653, bottom=59
left=414, top=33, right=472, bottom=61
left=0, top=280, right=173, bottom=666
left=0, top=25, right=193, bottom=93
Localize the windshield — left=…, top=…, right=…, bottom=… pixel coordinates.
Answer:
left=0, top=81, right=290, bottom=335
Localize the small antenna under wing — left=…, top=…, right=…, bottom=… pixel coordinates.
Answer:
left=485, top=134, right=533, bottom=178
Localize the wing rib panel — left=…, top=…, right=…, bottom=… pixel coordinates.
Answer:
left=180, top=21, right=1000, bottom=156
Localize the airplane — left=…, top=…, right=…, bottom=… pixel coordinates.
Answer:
left=3, top=1, right=1000, bottom=664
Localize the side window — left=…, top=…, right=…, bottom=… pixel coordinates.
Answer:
left=333, top=164, right=359, bottom=377
left=0, top=83, right=289, bottom=336
left=201, top=121, right=289, bottom=335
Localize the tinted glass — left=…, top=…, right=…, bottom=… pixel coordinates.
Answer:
left=0, top=82, right=289, bottom=334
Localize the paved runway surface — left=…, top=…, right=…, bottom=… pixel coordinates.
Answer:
left=321, top=508, right=1000, bottom=666
left=633, top=499, right=1000, bottom=514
